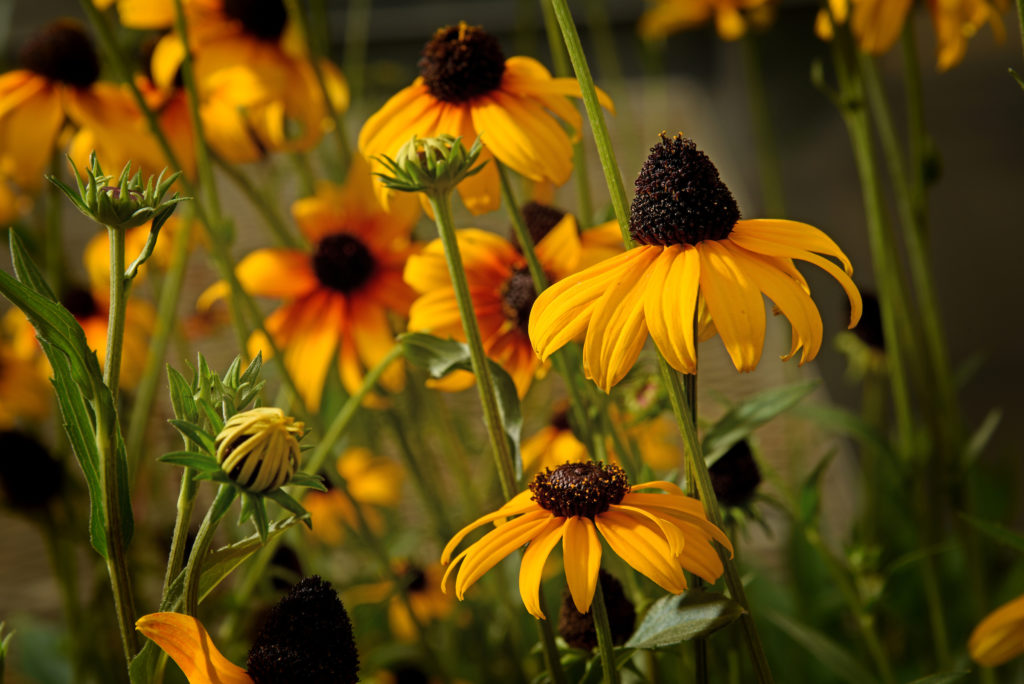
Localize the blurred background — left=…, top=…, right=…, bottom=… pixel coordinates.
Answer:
left=1, top=0, right=1021, bottom=679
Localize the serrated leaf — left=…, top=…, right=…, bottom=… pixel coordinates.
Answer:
left=763, top=610, right=879, bottom=684
left=399, top=332, right=522, bottom=474
left=625, top=590, right=745, bottom=649
left=959, top=513, right=1024, bottom=554
left=703, top=381, right=818, bottom=466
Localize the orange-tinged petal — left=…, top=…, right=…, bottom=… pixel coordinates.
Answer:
left=440, top=492, right=540, bottom=564
left=452, top=510, right=553, bottom=599
left=136, top=613, right=252, bottom=684
left=519, top=517, right=567, bottom=619
left=595, top=510, right=688, bottom=593
left=697, top=240, right=766, bottom=372
left=283, top=291, right=344, bottom=409
left=562, top=516, right=603, bottom=613
left=349, top=293, right=404, bottom=393
left=0, top=85, right=62, bottom=190
left=970, top=594, right=1024, bottom=667
left=534, top=213, right=583, bottom=280
left=236, top=249, right=319, bottom=299
left=644, top=245, right=699, bottom=375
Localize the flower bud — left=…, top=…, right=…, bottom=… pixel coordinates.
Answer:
left=375, top=134, right=486, bottom=196
left=215, top=407, right=304, bottom=493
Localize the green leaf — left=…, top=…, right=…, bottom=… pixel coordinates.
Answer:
left=580, top=646, right=635, bottom=684
left=9, top=232, right=57, bottom=301
left=964, top=408, right=1002, bottom=466
left=289, top=471, right=327, bottom=492
left=167, top=366, right=199, bottom=424
left=625, top=590, right=745, bottom=649
left=168, top=419, right=216, bottom=454
left=128, top=641, right=161, bottom=684
left=251, top=495, right=270, bottom=543
left=399, top=332, right=523, bottom=473
left=266, top=489, right=313, bottom=528
left=763, top=610, right=879, bottom=684
left=703, top=381, right=818, bottom=466
left=158, top=451, right=219, bottom=471
left=907, top=672, right=970, bottom=684
left=960, top=513, right=1024, bottom=554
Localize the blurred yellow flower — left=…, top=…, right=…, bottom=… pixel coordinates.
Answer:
left=638, top=0, right=775, bottom=41
left=530, top=136, right=861, bottom=392
left=0, top=309, right=51, bottom=428
left=359, top=22, right=612, bottom=215
left=969, top=593, right=1024, bottom=667
left=348, top=561, right=455, bottom=641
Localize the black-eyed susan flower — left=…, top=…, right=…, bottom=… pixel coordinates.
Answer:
left=638, top=0, right=774, bottom=41
left=969, top=593, right=1024, bottom=667
left=519, top=201, right=624, bottom=270
left=530, top=135, right=862, bottom=392
left=0, top=20, right=124, bottom=192
left=137, top=575, right=360, bottom=684
left=202, top=160, right=417, bottom=409
left=441, top=461, right=732, bottom=619
left=303, top=447, right=404, bottom=545
left=145, top=0, right=348, bottom=163
left=404, top=203, right=619, bottom=396
left=359, top=22, right=612, bottom=215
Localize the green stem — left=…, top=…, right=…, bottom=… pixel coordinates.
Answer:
left=548, top=0, right=631, bottom=241
left=741, top=34, right=786, bottom=217
left=539, top=0, right=592, bottom=226
left=683, top=363, right=709, bottom=684
left=183, top=485, right=237, bottom=616
left=161, top=468, right=199, bottom=601
left=899, top=25, right=929, bottom=230
left=1016, top=0, right=1024, bottom=62
left=126, top=217, right=193, bottom=474
left=592, top=582, right=622, bottom=684
left=341, top=0, right=370, bottom=108
left=103, top=226, right=128, bottom=396
left=44, top=153, right=64, bottom=294
left=426, top=193, right=517, bottom=499
left=659, top=358, right=774, bottom=684
left=213, top=155, right=303, bottom=248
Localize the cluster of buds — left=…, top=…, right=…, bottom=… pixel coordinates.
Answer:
left=375, top=134, right=486, bottom=196
left=48, top=152, right=187, bottom=232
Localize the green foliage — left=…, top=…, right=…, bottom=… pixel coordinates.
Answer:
left=0, top=231, right=132, bottom=557
left=625, top=590, right=745, bottom=649
left=763, top=610, right=879, bottom=684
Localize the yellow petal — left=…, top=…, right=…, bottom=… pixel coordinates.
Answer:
left=236, top=249, right=319, bottom=299
left=697, top=240, right=766, bottom=372
left=534, top=213, right=583, bottom=280
left=969, top=594, right=1024, bottom=667
left=518, top=517, right=567, bottom=619
left=644, top=245, right=699, bottom=375
left=562, top=516, right=603, bottom=614
left=454, top=511, right=553, bottom=599
left=595, top=510, right=687, bottom=593
left=136, top=613, right=252, bottom=684
left=440, top=492, right=538, bottom=564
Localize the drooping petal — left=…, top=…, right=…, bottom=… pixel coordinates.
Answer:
left=440, top=492, right=540, bottom=564
left=349, top=293, right=404, bottom=393
left=562, top=516, right=603, bottom=614
left=644, top=244, right=699, bottom=375
left=969, top=594, right=1024, bottom=667
left=697, top=240, right=766, bottom=372
left=582, top=247, right=660, bottom=391
left=453, top=510, right=554, bottom=599
left=596, top=510, right=688, bottom=593
left=235, top=249, right=320, bottom=300
left=136, top=613, right=252, bottom=684
left=534, top=213, right=583, bottom=280
left=730, top=219, right=853, bottom=274
left=609, top=504, right=687, bottom=557
left=519, top=517, right=568, bottom=619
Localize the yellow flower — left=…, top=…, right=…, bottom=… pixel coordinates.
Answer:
left=0, top=309, right=51, bottom=428
left=348, top=561, right=455, bottom=642
left=359, top=22, right=612, bottom=215
left=405, top=208, right=605, bottom=396
left=930, top=0, right=1008, bottom=71
left=0, top=20, right=125, bottom=192
left=304, top=447, right=404, bottom=545
left=0, top=175, right=32, bottom=226
left=530, top=135, right=862, bottom=392
left=215, top=407, right=304, bottom=493
left=146, top=0, right=348, bottom=163
left=202, top=159, right=417, bottom=409
left=638, top=0, right=775, bottom=41
left=969, top=593, right=1024, bottom=667
left=441, top=461, right=732, bottom=619
left=138, top=576, right=359, bottom=684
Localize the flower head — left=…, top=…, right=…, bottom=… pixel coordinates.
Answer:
left=360, top=22, right=613, bottom=214
left=530, top=134, right=862, bottom=391
left=137, top=575, right=359, bottom=684
left=638, top=0, right=775, bottom=41
left=969, top=593, right=1024, bottom=667
left=441, top=461, right=732, bottom=619
left=215, top=407, right=304, bottom=493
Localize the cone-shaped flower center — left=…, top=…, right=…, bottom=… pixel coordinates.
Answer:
left=519, top=201, right=566, bottom=247
left=500, top=268, right=537, bottom=333
left=629, top=134, right=740, bottom=246
left=313, top=234, right=376, bottom=293
left=61, top=287, right=100, bottom=320
left=247, top=575, right=360, bottom=683
left=19, top=20, right=99, bottom=88
left=223, top=0, right=288, bottom=42
left=419, top=23, right=506, bottom=103
left=530, top=462, right=629, bottom=518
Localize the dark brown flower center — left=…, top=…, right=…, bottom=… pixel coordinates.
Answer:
left=500, top=268, right=537, bottom=333
left=709, top=440, right=761, bottom=508
left=530, top=462, right=629, bottom=518
left=223, top=0, right=288, bottom=42
left=406, top=566, right=427, bottom=593
left=313, top=234, right=376, bottom=293
left=19, top=19, right=99, bottom=88
left=550, top=405, right=571, bottom=432
left=0, top=430, right=65, bottom=512
left=418, top=23, right=506, bottom=103
left=630, top=134, right=740, bottom=247
left=518, top=201, right=567, bottom=248
left=61, top=287, right=100, bottom=320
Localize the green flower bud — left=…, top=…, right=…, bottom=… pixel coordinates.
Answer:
left=215, top=407, right=304, bottom=493
left=48, top=152, right=188, bottom=232
left=374, top=134, right=486, bottom=197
